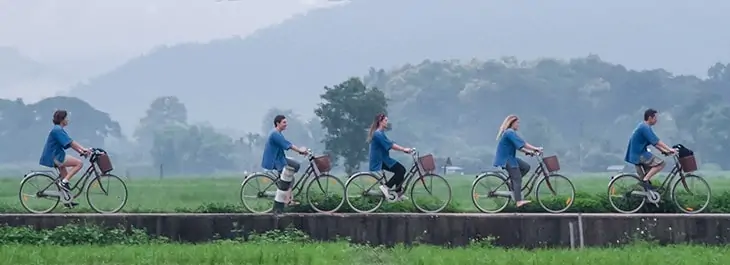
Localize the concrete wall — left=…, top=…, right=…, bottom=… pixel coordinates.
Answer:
left=1, top=213, right=729, bottom=248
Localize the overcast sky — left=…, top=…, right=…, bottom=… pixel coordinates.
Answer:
left=0, top=0, right=337, bottom=75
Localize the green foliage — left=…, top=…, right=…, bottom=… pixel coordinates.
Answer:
left=0, top=223, right=168, bottom=245
left=315, top=77, right=388, bottom=174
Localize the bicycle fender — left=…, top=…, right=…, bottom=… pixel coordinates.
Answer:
left=471, top=171, right=506, bottom=186
left=344, top=171, right=379, bottom=184
left=20, top=171, right=56, bottom=185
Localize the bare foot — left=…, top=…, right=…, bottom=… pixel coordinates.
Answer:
left=516, top=200, right=532, bottom=208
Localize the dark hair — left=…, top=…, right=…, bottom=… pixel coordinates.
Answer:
left=52, top=110, right=68, bottom=125
left=644, top=108, right=658, bottom=121
left=366, top=113, right=386, bottom=143
left=273, top=115, right=286, bottom=126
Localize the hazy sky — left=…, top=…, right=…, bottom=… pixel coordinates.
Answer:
left=0, top=0, right=337, bottom=81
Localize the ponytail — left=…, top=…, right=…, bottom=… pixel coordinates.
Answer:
left=366, top=113, right=386, bottom=143
left=496, top=115, right=518, bottom=140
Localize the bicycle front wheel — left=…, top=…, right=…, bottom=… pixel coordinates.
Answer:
left=86, top=174, right=128, bottom=213
left=19, top=173, right=60, bottom=214
left=410, top=173, right=451, bottom=213
left=672, top=174, right=711, bottom=214
left=306, top=174, right=346, bottom=213
left=345, top=172, right=385, bottom=213
left=535, top=173, right=575, bottom=213
left=607, top=173, right=646, bottom=214
left=471, top=172, right=512, bottom=213
left=240, top=173, right=277, bottom=213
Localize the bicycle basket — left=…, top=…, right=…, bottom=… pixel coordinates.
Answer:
left=679, top=155, right=698, bottom=173
left=313, top=155, right=331, bottom=172
left=418, top=154, right=436, bottom=173
left=95, top=153, right=114, bottom=174
left=542, top=155, right=560, bottom=173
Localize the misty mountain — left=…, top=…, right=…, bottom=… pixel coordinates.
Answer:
left=0, top=47, right=75, bottom=101
left=66, top=0, right=730, bottom=134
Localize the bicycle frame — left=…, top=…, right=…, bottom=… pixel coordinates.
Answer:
left=23, top=152, right=108, bottom=200
left=250, top=152, right=327, bottom=198
left=631, top=154, right=689, bottom=196
left=488, top=153, right=556, bottom=198
left=360, top=151, right=430, bottom=197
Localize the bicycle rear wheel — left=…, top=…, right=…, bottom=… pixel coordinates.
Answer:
left=471, top=172, right=512, bottom=213
left=86, top=174, right=128, bottom=213
left=410, top=173, right=451, bottom=213
left=607, top=173, right=646, bottom=213
left=240, top=173, right=277, bottom=213
left=672, top=174, right=711, bottom=214
left=344, top=172, right=385, bottom=213
left=306, top=174, right=345, bottom=213
left=535, top=173, right=575, bottom=213
left=19, top=173, right=60, bottom=214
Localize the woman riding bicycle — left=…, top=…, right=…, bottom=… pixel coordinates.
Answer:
left=493, top=115, right=542, bottom=208
left=367, top=113, right=413, bottom=202
left=38, top=110, right=90, bottom=207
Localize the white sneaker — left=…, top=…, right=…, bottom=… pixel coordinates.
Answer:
left=379, top=185, right=396, bottom=202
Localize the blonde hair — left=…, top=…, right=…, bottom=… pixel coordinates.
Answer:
left=496, top=115, right=519, bottom=140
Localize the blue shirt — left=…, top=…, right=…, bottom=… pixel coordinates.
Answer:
left=261, top=128, right=292, bottom=171
left=39, top=125, right=73, bottom=168
left=369, top=130, right=398, bottom=171
left=624, top=122, right=660, bottom=165
left=493, top=129, right=526, bottom=168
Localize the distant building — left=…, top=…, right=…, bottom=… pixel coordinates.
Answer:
left=606, top=165, right=626, bottom=172
left=442, top=166, right=464, bottom=175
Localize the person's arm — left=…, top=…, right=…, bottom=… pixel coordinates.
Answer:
left=643, top=126, right=674, bottom=153
left=376, top=132, right=410, bottom=153
left=506, top=130, right=536, bottom=154
left=273, top=132, right=307, bottom=155
left=53, top=129, right=86, bottom=154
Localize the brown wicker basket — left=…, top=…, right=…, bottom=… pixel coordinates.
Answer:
left=679, top=155, right=698, bottom=173
left=314, top=155, right=331, bottom=172
left=542, top=155, right=560, bottom=173
left=96, top=153, right=114, bottom=174
left=418, top=154, right=436, bottom=172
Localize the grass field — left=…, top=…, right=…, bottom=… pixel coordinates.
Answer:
left=2, top=171, right=728, bottom=213
left=0, top=242, right=726, bottom=264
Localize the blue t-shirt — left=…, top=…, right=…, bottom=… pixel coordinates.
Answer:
left=369, top=130, right=398, bottom=171
left=261, top=128, right=292, bottom=171
left=493, top=129, right=526, bottom=169
left=624, top=122, right=660, bottom=165
left=39, top=125, right=73, bottom=168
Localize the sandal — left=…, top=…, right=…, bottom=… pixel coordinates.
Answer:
left=516, top=200, right=532, bottom=208
left=287, top=200, right=301, bottom=206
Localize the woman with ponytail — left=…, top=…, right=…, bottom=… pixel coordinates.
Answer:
left=367, top=113, right=413, bottom=202
left=493, top=115, right=543, bottom=207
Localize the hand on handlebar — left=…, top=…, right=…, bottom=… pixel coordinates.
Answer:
left=80, top=148, right=92, bottom=157
left=403, top=148, right=414, bottom=154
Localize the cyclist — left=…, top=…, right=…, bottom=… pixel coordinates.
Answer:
left=38, top=110, right=90, bottom=207
left=624, top=108, right=676, bottom=191
left=366, top=113, right=413, bottom=202
left=493, top=115, right=542, bottom=208
left=262, top=114, right=309, bottom=214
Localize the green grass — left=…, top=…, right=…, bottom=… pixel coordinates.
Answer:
left=0, top=242, right=726, bottom=264
left=2, top=171, right=730, bottom=213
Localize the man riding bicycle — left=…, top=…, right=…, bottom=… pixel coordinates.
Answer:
left=624, top=108, right=676, bottom=191
left=38, top=110, right=91, bottom=207
left=261, top=114, right=309, bottom=214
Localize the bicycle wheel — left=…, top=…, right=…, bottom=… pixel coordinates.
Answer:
left=410, top=173, right=451, bottom=213
left=672, top=174, right=711, bottom=214
left=240, top=173, right=277, bottom=213
left=86, top=174, right=129, bottom=213
left=471, top=172, right=512, bottom=213
left=305, top=174, right=346, bottom=213
left=607, top=173, right=646, bottom=213
left=19, top=173, right=60, bottom=214
left=535, top=173, right=575, bottom=213
left=345, top=172, right=385, bottom=213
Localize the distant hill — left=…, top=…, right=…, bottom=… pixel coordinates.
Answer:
left=66, top=0, right=730, bottom=133
left=0, top=47, right=74, bottom=101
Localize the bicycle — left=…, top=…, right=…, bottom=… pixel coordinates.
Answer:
left=19, top=148, right=128, bottom=214
left=607, top=150, right=710, bottom=214
left=344, top=148, right=452, bottom=213
left=471, top=151, right=575, bottom=213
left=240, top=149, right=345, bottom=213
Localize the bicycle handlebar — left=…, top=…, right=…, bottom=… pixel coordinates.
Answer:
left=80, top=147, right=107, bottom=159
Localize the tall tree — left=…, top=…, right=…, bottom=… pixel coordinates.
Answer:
left=134, top=96, right=188, bottom=145
left=314, top=77, right=388, bottom=174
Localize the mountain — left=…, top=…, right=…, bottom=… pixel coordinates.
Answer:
left=66, top=0, right=730, bottom=134
left=0, top=47, right=75, bottom=102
